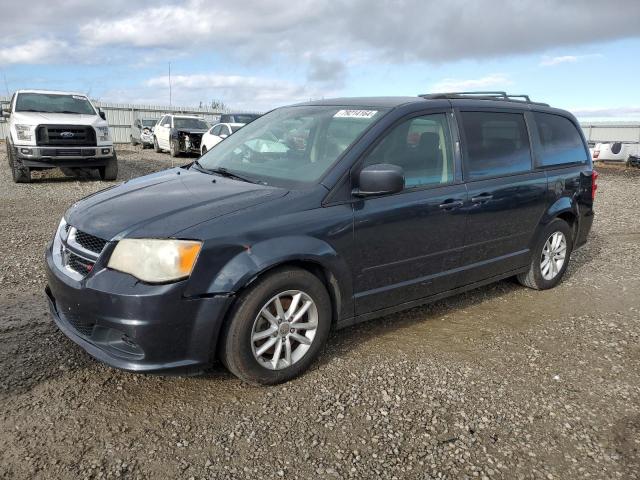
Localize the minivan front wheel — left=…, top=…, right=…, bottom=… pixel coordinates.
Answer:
left=518, top=219, right=573, bottom=290
left=220, top=267, right=331, bottom=385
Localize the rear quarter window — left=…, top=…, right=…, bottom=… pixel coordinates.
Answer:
left=534, top=112, right=587, bottom=166
left=460, top=111, right=532, bottom=180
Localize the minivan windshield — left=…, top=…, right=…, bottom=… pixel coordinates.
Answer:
left=174, top=117, right=208, bottom=129
left=15, top=93, right=96, bottom=115
left=197, top=105, right=386, bottom=187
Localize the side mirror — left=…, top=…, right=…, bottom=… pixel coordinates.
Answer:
left=163, top=123, right=171, bottom=128
left=219, top=134, right=228, bottom=139
left=354, top=163, right=404, bottom=197
left=1, top=108, right=9, bottom=118
left=98, top=109, right=106, bottom=120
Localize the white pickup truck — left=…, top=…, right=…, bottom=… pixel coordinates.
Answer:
left=2, top=89, right=117, bottom=183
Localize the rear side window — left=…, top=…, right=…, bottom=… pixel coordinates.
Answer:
left=460, top=111, right=532, bottom=180
left=534, top=113, right=587, bottom=166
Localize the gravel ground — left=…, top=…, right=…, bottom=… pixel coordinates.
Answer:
left=0, top=147, right=639, bottom=479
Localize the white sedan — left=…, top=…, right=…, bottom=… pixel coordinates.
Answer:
left=200, top=123, right=245, bottom=155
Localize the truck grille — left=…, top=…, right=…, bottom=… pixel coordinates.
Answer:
left=36, top=125, right=97, bottom=147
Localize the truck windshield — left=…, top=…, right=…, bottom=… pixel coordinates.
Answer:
left=174, top=118, right=208, bottom=129
left=15, top=93, right=96, bottom=115
left=197, top=105, right=387, bottom=188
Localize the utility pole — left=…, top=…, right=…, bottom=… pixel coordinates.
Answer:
left=168, top=62, right=172, bottom=107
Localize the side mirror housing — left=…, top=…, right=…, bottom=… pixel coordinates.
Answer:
left=354, top=163, right=404, bottom=197
left=98, top=109, right=106, bottom=121
left=219, top=134, right=228, bottom=139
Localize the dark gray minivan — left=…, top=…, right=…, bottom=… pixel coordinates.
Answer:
left=45, top=92, right=596, bottom=384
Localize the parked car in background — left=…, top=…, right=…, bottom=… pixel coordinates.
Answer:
left=592, top=142, right=640, bottom=163
left=153, top=114, right=209, bottom=157
left=200, top=122, right=245, bottom=154
left=2, top=89, right=117, bottom=183
left=45, top=92, right=596, bottom=385
left=130, top=118, right=159, bottom=148
left=219, top=113, right=260, bottom=124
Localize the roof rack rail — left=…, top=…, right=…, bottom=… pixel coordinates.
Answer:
left=419, top=91, right=549, bottom=106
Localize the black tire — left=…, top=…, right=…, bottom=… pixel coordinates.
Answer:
left=8, top=143, right=31, bottom=183
left=99, top=154, right=118, bottom=181
left=517, top=219, right=573, bottom=290
left=220, top=267, right=332, bottom=385
left=153, top=136, right=161, bottom=153
left=611, top=142, right=622, bottom=155
left=170, top=139, right=180, bottom=157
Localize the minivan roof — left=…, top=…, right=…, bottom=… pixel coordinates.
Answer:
left=298, top=95, right=575, bottom=119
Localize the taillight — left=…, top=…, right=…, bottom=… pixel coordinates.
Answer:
left=591, top=170, right=598, bottom=200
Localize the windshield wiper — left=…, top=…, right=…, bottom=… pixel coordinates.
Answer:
left=191, top=159, right=214, bottom=175
left=208, top=167, right=256, bottom=183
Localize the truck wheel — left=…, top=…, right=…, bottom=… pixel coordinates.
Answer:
left=170, top=140, right=180, bottom=157
left=220, top=267, right=332, bottom=385
left=8, top=145, right=31, bottom=183
left=99, top=154, right=118, bottom=181
left=517, top=219, right=573, bottom=290
left=153, top=137, right=161, bottom=153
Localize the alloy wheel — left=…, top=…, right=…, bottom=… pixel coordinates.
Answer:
left=251, top=290, right=318, bottom=370
left=540, top=231, right=567, bottom=280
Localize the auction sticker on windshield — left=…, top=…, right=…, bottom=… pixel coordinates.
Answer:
left=334, top=110, right=378, bottom=119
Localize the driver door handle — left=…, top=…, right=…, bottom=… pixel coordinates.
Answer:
left=438, top=199, right=464, bottom=210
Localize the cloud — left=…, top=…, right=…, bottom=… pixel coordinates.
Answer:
left=307, top=56, right=347, bottom=86
left=430, top=74, right=512, bottom=92
left=65, top=0, right=640, bottom=63
left=539, top=54, right=603, bottom=67
left=143, top=73, right=328, bottom=110
left=572, top=106, right=640, bottom=118
left=0, top=39, right=69, bottom=64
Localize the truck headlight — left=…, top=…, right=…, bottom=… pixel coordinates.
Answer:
left=107, top=239, right=202, bottom=283
left=96, top=126, right=110, bottom=142
left=15, top=124, right=34, bottom=142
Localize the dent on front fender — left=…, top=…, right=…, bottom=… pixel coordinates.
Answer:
left=184, top=235, right=354, bottom=317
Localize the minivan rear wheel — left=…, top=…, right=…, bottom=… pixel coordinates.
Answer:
left=518, top=218, right=573, bottom=290
left=220, top=267, right=331, bottom=385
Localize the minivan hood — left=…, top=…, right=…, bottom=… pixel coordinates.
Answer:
left=65, top=167, right=288, bottom=240
left=11, top=111, right=106, bottom=128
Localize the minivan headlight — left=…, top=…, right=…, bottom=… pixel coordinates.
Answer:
left=15, top=124, right=34, bottom=141
left=96, top=126, right=110, bottom=142
left=108, top=239, right=202, bottom=283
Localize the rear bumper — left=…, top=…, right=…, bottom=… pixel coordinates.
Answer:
left=45, top=245, right=233, bottom=372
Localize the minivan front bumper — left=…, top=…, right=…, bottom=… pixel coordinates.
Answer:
left=45, top=245, right=233, bottom=372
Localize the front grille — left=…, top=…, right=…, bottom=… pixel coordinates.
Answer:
left=61, top=311, right=95, bottom=337
left=36, top=125, right=97, bottom=147
left=75, top=230, right=108, bottom=254
left=41, top=148, right=96, bottom=157
left=67, top=251, right=94, bottom=276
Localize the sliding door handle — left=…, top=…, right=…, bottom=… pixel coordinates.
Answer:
left=471, top=194, right=493, bottom=203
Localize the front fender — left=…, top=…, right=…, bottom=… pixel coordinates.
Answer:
left=187, top=235, right=354, bottom=320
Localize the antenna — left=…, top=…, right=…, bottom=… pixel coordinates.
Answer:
left=2, top=72, right=9, bottom=96
left=168, top=62, right=172, bottom=107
